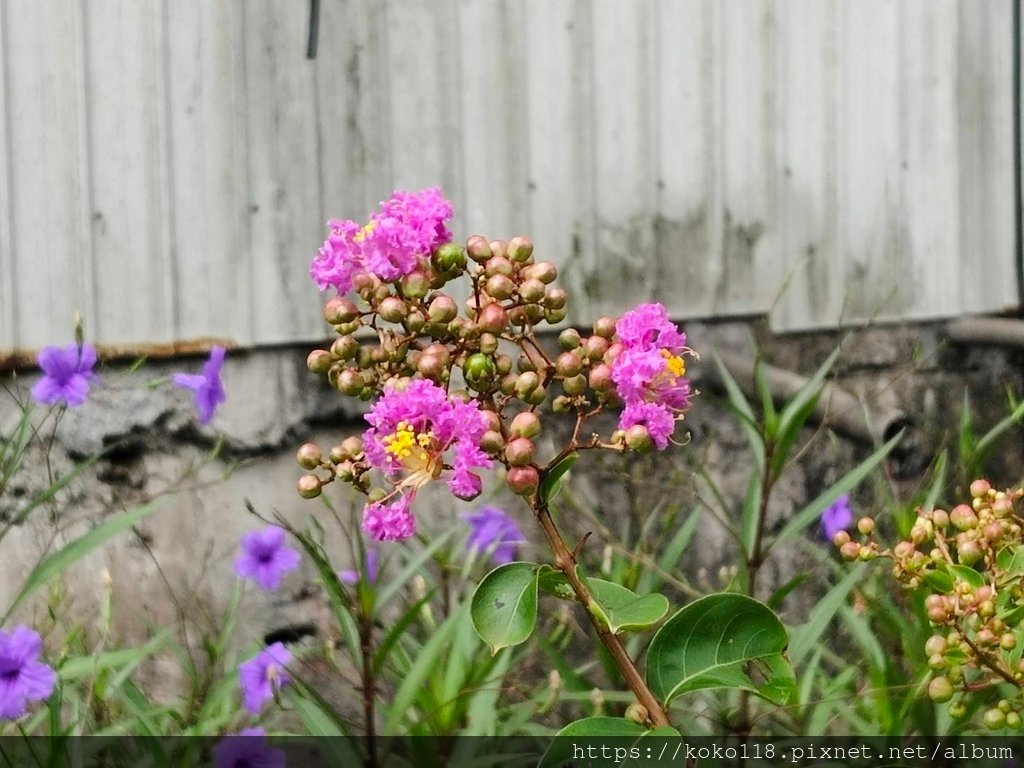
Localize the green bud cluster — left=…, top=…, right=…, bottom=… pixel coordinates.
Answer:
left=841, top=479, right=1024, bottom=728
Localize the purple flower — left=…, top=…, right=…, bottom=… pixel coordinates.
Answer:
left=173, top=346, right=227, bottom=425
left=238, top=643, right=291, bottom=714
left=821, top=494, right=854, bottom=540
left=362, top=496, right=417, bottom=542
left=610, top=304, right=694, bottom=450
left=461, top=506, right=526, bottom=565
left=235, top=527, right=301, bottom=591
left=30, top=343, right=98, bottom=408
left=213, top=728, right=286, bottom=768
left=0, top=626, right=57, bottom=720
left=360, top=379, right=492, bottom=541
left=310, top=188, right=453, bottom=294
left=339, top=549, right=378, bottom=585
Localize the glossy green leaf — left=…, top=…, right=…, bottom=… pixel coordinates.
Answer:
left=538, top=569, right=669, bottom=633
left=949, top=564, right=985, bottom=589
left=540, top=452, right=579, bottom=504
left=646, top=593, right=794, bottom=706
left=471, top=562, right=542, bottom=653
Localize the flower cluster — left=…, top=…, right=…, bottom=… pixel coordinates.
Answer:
left=838, top=479, right=1024, bottom=729
left=297, top=188, right=696, bottom=541
left=310, top=188, right=453, bottom=294
left=609, top=304, right=695, bottom=449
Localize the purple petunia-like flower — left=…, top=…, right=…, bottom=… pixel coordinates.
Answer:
left=339, top=549, right=378, bottom=585
left=821, top=494, right=854, bottom=540
left=235, top=527, right=301, bottom=591
left=238, top=643, right=291, bottom=715
left=173, top=346, right=227, bottom=425
left=360, top=379, right=492, bottom=542
left=310, top=188, right=453, bottom=294
left=213, top=728, right=286, bottom=768
left=31, top=343, right=98, bottom=408
left=461, top=506, right=526, bottom=565
left=610, top=303, right=694, bottom=449
left=0, top=626, right=57, bottom=720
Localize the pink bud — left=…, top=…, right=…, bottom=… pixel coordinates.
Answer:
left=505, top=438, right=535, bottom=467
left=507, top=466, right=539, bottom=496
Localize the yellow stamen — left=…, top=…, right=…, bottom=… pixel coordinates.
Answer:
left=352, top=220, right=376, bottom=243
left=661, top=349, right=686, bottom=378
left=384, top=421, right=438, bottom=475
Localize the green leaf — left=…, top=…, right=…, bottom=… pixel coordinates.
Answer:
left=922, top=566, right=955, bottom=594
left=2, top=502, right=161, bottom=623
left=58, top=632, right=169, bottom=682
left=711, top=353, right=765, bottom=473
left=788, top=564, right=865, bottom=665
left=770, top=347, right=841, bottom=479
left=771, top=430, right=902, bottom=549
left=537, top=570, right=669, bottom=633
left=471, top=562, right=541, bottom=654
left=646, top=593, right=794, bottom=706
left=949, top=564, right=985, bottom=589
left=540, top=452, right=579, bottom=505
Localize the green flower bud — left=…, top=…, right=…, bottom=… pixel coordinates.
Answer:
left=588, top=363, right=613, bottom=391
left=467, top=235, right=493, bottom=263
left=507, top=236, right=534, bottom=263
left=559, top=328, right=582, bottom=350
left=379, top=296, right=407, bottom=324
left=331, top=335, right=359, bottom=361
left=563, top=374, right=587, bottom=396
left=523, top=261, right=558, bottom=284
left=505, top=438, right=535, bottom=467
left=544, top=287, right=568, bottom=310
left=495, top=354, right=513, bottom=374
left=984, top=708, right=1006, bottom=730
left=516, top=370, right=541, bottom=395
left=951, top=504, right=978, bottom=530
left=957, top=539, right=982, bottom=566
left=341, top=436, right=364, bottom=459
left=510, top=411, right=541, bottom=439
left=840, top=541, right=861, bottom=561
left=464, top=353, right=497, bottom=390
left=927, top=676, right=954, bottom=703
left=296, top=443, right=322, bottom=469
left=624, top=703, right=649, bottom=725
left=428, top=294, right=458, bottom=323
left=324, top=297, right=359, bottom=324
left=556, top=352, right=583, bottom=378
left=625, top=425, right=653, bottom=452
left=1007, top=712, right=1022, bottom=729
left=924, top=635, right=947, bottom=656
left=307, top=349, right=333, bottom=373
left=432, top=242, right=467, bottom=273
left=489, top=240, right=508, bottom=259
left=480, top=430, right=505, bottom=455
left=506, top=466, right=539, bottom=496
left=970, top=479, right=992, bottom=498
left=499, top=372, right=518, bottom=395
left=520, top=279, right=546, bottom=304
left=297, top=474, right=322, bottom=499
left=337, top=368, right=364, bottom=396
left=485, top=274, right=515, bottom=300
left=485, top=255, right=514, bottom=278
left=857, top=517, right=874, bottom=535
left=524, top=385, right=547, bottom=406
left=400, top=269, right=431, bottom=299
left=406, top=310, right=426, bottom=333
left=328, top=444, right=347, bottom=464
left=583, top=335, right=609, bottom=361
left=948, top=701, right=967, bottom=719
left=552, top=395, right=572, bottom=413
left=479, top=332, right=499, bottom=355
left=544, top=308, right=567, bottom=325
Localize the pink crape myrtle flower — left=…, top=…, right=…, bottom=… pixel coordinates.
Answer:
left=611, top=303, right=694, bottom=449
left=361, top=379, right=492, bottom=541
left=310, top=188, right=453, bottom=294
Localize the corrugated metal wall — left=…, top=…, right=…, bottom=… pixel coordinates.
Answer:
left=0, top=0, right=1017, bottom=353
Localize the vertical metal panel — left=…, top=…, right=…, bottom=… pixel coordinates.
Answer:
left=0, top=1, right=1018, bottom=354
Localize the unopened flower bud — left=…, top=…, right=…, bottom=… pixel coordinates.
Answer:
left=485, top=274, right=515, bottom=301
left=506, top=466, right=539, bottom=496
left=624, top=703, right=649, bottom=725
left=515, top=372, right=541, bottom=397
left=428, top=294, right=458, bottom=323
left=432, top=243, right=467, bottom=273
left=832, top=530, right=851, bottom=547
left=593, top=317, right=616, bottom=339
left=368, top=488, right=388, bottom=503
left=951, top=504, right=977, bottom=531
left=970, top=479, right=992, bottom=498
left=544, top=287, right=568, bottom=311
left=932, top=508, right=949, bottom=529
left=331, top=335, right=359, bottom=361
left=984, top=708, right=1006, bottom=730
left=464, top=353, right=497, bottom=389
left=957, top=540, right=982, bottom=566
left=307, top=349, right=333, bottom=373
left=480, top=430, right=505, bottom=455
left=417, top=354, right=444, bottom=381
left=467, top=235, right=493, bottom=263
left=507, top=236, right=534, bottom=263
left=857, top=517, right=874, bottom=535
left=324, top=297, right=359, bottom=324
left=588, top=363, right=613, bottom=391
left=477, top=302, right=510, bottom=334
left=337, top=368, right=364, bottom=396
left=479, top=333, right=499, bottom=355
left=928, top=676, right=954, bottom=703
left=520, top=279, right=546, bottom=304
left=523, top=261, right=558, bottom=284
left=296, top=443, right=322, bottom=469
left=353, top=272, right=380, bottom=299
left=524, top=385, right=547, bottom=406
left=485, top=255, right=514, bottom=278
left=544, top=308, right=567, bottom=325
left=625, top=425, right=654, bottom=453
left=297, top=474, right=322, bottom=499
left=379, top=296, right=406, bottom=324
left=993, top=497, right=1014, bottom=516
left=840, top=541, right=861, bottom=560
left=559, top=328, right=582, bottom=350
left=583, top=335, right=609, bottom=361
left=505, top=438, right=535, bottom=467
left=489, top=240, right=508, bottom=260
left=555, top=352, right=583, bottom=378
left=552, top=395, right=572, bottom=413
left=341, top=436, right=364, bottom=459
left=1001, top=633, right=1017, bottom=650
left=925, top=635, right=947, bottom=656
left=562, top=374, right=587, bottom=397
left=510, top=411, right=541, bottom=439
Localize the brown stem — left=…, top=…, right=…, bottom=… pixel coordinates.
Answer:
left=531, top=499, right=671, bottom=728
left=360, top=611, right=378, bottom=768
left=960, top=631, right=1022, bottom=688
